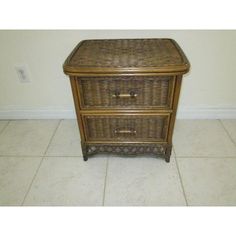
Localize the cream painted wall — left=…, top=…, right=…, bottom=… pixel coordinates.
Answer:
left=0, top=30, right=235, bottom=119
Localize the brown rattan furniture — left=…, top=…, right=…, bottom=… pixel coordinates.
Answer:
left=63, top=38, right=190, bottom=162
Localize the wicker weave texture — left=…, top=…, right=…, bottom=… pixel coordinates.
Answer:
left=86, top=143, right=167, bottom=156
left=69, top=39, right=184, bottom=68
left=78, top=76, right=173, bottom=109
left=83, top=115, right=168, bottom=141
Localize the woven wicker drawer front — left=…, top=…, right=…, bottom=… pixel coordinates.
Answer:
left=83, top=114, right=170, bottom=142
left=78, top=76, right=174, bottom=109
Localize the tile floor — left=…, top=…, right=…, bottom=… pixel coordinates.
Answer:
left=0, top=119, right=236, bottom=206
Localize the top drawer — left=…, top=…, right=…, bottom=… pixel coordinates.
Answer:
left=76, top=76, right=175, bottom=109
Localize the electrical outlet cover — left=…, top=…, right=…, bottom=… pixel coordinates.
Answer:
left=15, top=64, right=31, bottom=83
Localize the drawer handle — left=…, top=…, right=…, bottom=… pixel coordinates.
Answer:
left=115, top=128, right=137, bottom=135
left=112, top=91, right=137, bottom=98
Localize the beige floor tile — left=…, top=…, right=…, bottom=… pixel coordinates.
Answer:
left=177, top=157, right=236, bottom=206
left=46, top=120, right=82, bottom=157
left=24, top=157, right=107, bottom=206
left=173, top=120, right=236, bottom=157
left=221, top=120, right=236, bottom=144
left=104, top=156, right=186, bottom=206
left=0, top=157, right=42, bottom=206
left=0, top=120, right=59, bottom=156
left=0, top=121, right=9, bottom=133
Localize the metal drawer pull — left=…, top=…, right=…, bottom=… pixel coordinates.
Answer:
left=115, top=128, right=137, bottom=135
left=112, top=91, right=137, bottom=98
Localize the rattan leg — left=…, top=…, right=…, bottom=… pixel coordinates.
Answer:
left=165, top=155, right=170, bottom=163
left=164, top=145, right=172, bottom=163
left=81, top=142, right=88, bottom=161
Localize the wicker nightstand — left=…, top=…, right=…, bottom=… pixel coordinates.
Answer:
left=63, top=38, right=190, bottom=162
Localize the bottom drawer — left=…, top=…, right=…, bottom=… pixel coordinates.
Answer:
left=82, top=113, right=170, bottom=142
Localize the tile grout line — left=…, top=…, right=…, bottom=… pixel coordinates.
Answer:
left=219, top=119, right=236, bottom=147
left=173, top=147, right=188, bottom=206
left=0, top=155, right=83, bottom=158
left=1, top=154, right=236, bottom=159
left=0, top=155, right=44, bottom=158
left=44, top=155, right=83, bottom=158
left=43, top=120, right=62, bottom=156
left=102, top=157, right=109, bottom=206
left=0, top=120, right=11, bottom=135
left=21, top=157, right=44, bottom=206
left=21, top=119, right=62, bottom=205
left=173, top=156, right=236, bottom=158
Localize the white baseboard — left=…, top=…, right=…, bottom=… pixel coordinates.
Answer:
left=0, top=108, right=76, bottom=119
left=177, top=106, right=236, bottom=119
left=0, top=106, right=236, bottom=120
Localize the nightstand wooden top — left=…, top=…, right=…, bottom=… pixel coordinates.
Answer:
left=64, top=38, right=190, bottom=75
